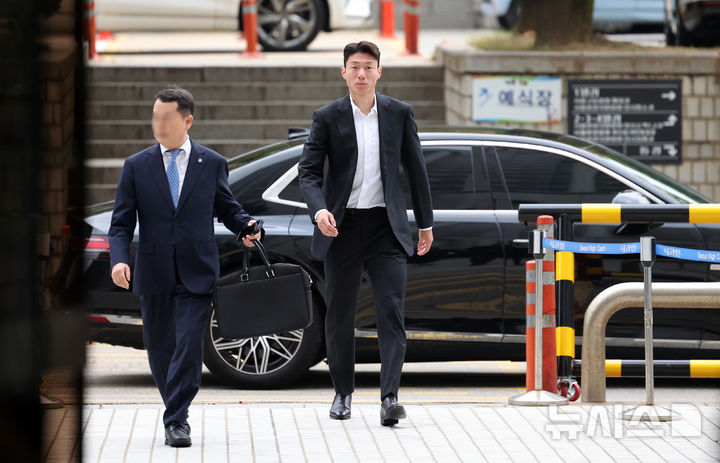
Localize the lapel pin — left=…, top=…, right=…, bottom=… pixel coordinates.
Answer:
left=198, top=158, right=203, bottom=163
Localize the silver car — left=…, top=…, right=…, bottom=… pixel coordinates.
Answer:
left=480, top=0, right=665, bottom=32
left=95, top=0, right=374, bottom=51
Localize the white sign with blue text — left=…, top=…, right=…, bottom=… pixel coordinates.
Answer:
left=472, top=76, right=562, bottom=124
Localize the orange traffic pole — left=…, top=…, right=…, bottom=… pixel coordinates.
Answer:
left=380, top=0, right=396, bottom=38
left=242, top=0, right=260, bottom=56
left=525, top=216, right=558, bottom=393
left=84, top=0, right=97, bottom=59
left=403, top=0, right=419, bottom=55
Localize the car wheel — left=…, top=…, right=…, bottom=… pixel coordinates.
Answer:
left=252, top=0, right=325, bottom=52
left=498, top=0, right=520, bottom=30
left=664, top=16, right=676, bottom=45
left=203, top=297, right=324, bottom=388
left=669, top=1, right=693, bottom=46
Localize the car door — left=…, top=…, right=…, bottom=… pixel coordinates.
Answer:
left=354, top=142, right=505, bottom=337
left=96, top=0, right=217, bottom=30
left=484, top=142, right=707, bottom=348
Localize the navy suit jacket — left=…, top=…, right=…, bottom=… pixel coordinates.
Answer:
left=298, top=93, right=433, bottom=260
left=109, top=140, right=252, bottom=295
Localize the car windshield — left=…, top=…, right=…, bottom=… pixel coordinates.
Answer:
left=584, top=144, right=711, bottom=204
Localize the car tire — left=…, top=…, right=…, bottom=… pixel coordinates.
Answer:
left=246, top=0, right=326, bottom=52
left=663, top=17, right=676, bottom=45
left=203, top=295, right=324, bottom=388
left=668, top=1, right=693, bottom=46
left=498, top=0, right=520, bottom=30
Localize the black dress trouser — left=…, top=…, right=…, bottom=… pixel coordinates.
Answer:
left=323, top=207, right=408, bottom=400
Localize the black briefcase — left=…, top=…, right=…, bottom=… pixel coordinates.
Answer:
left=213, top=239, right=313, bottom=339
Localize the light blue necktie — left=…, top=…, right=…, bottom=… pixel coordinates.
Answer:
left=167, top=148, right=181, bottom=208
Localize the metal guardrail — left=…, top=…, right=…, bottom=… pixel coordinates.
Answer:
left=581, top=281, right=720, bottom=403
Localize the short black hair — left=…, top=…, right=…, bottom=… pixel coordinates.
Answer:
left=343, top=41, right=380, bottom=67
left=154, top=86, right=194, bottom=117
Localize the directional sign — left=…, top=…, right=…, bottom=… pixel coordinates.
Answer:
left=568, top=80, right=682, bottom=164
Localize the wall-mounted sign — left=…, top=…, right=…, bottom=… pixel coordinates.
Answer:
left=472, top=76, right=562, bottom=124
left=568, top=80, right=682, bottom=164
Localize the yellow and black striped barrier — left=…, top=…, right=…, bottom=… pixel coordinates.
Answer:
left=519, top=203, right=720, bottom=224
left=573, top=359, right=720, bottom=378
left=555, top=249, right=574, bottom=380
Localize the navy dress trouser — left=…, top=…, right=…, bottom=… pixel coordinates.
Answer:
left=140, top=280, right=211, bottom=427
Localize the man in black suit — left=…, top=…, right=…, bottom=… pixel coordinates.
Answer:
left=298, top=41, right=434, bottom=426
left=109, top=87, right=261, bottom=447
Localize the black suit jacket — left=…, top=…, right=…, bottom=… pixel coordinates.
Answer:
left=298, top=93, right=433, bottom=260
left=109, top=140, right=252, bottom=295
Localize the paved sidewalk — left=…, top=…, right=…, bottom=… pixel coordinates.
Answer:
left=44, top=402, right=719, bottom=462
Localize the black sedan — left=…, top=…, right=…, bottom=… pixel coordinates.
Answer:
left=82, top=128, right=720, bottom=389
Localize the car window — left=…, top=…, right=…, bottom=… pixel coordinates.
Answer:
left=230, top=157, right=300, bottom=215
left=489, top=145, right=630, bottom=208
left=583, top=143, right=711, bottom=204
left=401, top=146, right=478, bottom=210
left=278, top=174, right=302, bottom=203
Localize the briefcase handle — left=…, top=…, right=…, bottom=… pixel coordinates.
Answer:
left=241, top=238, right=275, bottom=279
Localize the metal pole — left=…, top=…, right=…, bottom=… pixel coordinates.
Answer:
left=640, top=235, right=656, bottom=405
left=620, top=236, right=675, bottom=421
left=533, top=229, right=544, bottom=391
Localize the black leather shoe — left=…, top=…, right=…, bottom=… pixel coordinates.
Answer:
left=165, top=422, right=192, bottom=447
left=380, top=394, right=406, bottom=427
left=329, top=394, right=351, bottom=420
left=181, top=421, right=191, bottom=435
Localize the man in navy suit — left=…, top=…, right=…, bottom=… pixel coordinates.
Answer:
left=298, top=42, right=434, bottom=426
left=109, top=87, right=260, bottom=447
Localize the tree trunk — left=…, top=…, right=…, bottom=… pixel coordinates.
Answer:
left=519, top=0, right=594, bottom=48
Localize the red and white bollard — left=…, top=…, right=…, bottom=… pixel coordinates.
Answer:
left=403, top=0, right=419, bottom=55
left=509, top=216, right=567, bottom=406
left=241, top=0, right=260, bottom=56
left=380, top=0, right=396, bottom=38
left=524, top=216, right=558, bottom=392
left=84, top=0, right=98, bottom=60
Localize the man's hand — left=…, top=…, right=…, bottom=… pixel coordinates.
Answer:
left=111, top=263, right=131, bottom=289
left=417, top=229, right=434, bottom=256
left=241, top=220, right=263, bottom=247
left=316, top=210, right=339, bottom=237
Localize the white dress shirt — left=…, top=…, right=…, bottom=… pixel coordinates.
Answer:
left=346, top=95, right=385, bottom=209
left=160, top=136, right=191, bottom=198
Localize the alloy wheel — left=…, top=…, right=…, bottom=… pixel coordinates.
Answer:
left=209, top=310, right=304, bottom=375
left=257, top=0, right=321, bottom=51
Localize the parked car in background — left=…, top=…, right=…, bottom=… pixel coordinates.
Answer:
left=664, top=0, right=720, bottom=46
left=77, top=127, right=720, bottom=389
left=481, top=0, right=665, bottom=32
left=95, top=0, right=373, bottom=51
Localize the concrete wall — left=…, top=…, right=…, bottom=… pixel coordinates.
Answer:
left=38, top=0, right=81, bottom=299
left=437, top=48, right=720, bottom=201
